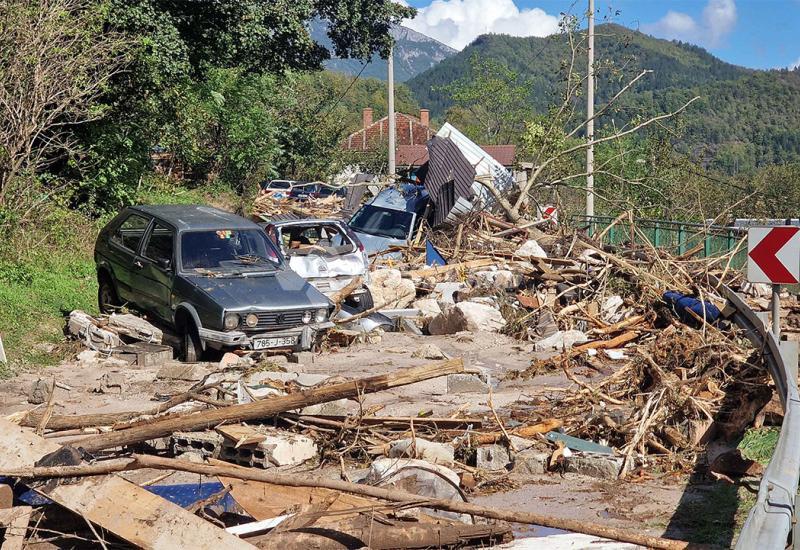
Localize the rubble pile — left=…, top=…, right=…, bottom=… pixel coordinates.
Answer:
left=252, top=193, right=344, bottom=221
left=0, top=211, right=779, bottom=550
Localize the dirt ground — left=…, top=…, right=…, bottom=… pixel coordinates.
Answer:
left=0, top=330, right=751, bottom=547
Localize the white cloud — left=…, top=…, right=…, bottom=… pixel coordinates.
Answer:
left=403, top=0, right=560, bottom=50
left=642, top=0, right=737, bottom=48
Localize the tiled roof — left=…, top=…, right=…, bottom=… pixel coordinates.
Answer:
left=396, top=144, right=517, bottom=167
left=343, top=113, right=433, bottom=151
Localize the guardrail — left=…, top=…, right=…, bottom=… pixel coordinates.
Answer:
left=712, top=278, right=800, bottom=548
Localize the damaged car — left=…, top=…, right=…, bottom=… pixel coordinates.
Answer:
left=95, top=205, right=333, bottom=360
left=261, top=219, right=373, bottom=312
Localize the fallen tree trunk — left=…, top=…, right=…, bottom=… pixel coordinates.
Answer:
left=20, top=383, right=218, bottom=430
left=3, top=454, right=691, bottom=550
left=73, top=360, right=464, bottom=453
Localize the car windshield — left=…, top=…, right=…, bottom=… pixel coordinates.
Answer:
left=181, top=229, right=281, bottom=273
left=349, top=205, right=414, bottom=240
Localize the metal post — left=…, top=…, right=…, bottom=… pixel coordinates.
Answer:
left=773, top=284, right=781, bottom=339
left=387, top=46, right=396, bottom=177
left=585, top=0, right=595, bottom=218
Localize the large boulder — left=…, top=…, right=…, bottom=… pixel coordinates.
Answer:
left=412, top=298, right=442, bottom=319
left=428, top=302, right=506, bottom=335
left=367, top=268, right=416, bottom=309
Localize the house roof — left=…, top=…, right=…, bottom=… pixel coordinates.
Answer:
left=396, top=143, right=517, bottom=168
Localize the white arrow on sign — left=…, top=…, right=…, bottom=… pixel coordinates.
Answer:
left=747, top=226, right=800, bottom=284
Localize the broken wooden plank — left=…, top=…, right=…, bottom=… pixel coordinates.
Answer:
left=300, top=415, right=482, bottom=430
left=216, top=425, right=268, bottom=448
left=73, top=360, right=464, bottom=453
left=0, top=419, right=255, bottom=550
left=0, top=507, right=31, bottom=550
left=404, top=259, right=495, bottom=279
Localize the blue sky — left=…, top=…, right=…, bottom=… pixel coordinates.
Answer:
left=402, top=0, right=800, bottom=70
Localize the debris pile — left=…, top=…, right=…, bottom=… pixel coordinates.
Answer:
left=252, top=193, right=344, bottom=221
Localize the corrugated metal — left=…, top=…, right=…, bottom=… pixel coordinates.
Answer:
left=436, top=123, right=515, bottom=196
left=423, top=136, right=476, bottom=227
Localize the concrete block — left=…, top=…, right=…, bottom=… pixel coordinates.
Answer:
left=299, top=398, right=353, bottom=416
left=388, top=438, right=455, bottom=466
left=476, top=444, right=511, bottom=470
left=172, top=431, right=223, bottom=459
left=566, top=454, right=623, bottom=480
left=156, top=362, right=210, bottom=381
left=113, top=343, right=173, bottom=367
left=447, top=373, right=489, bottom=394
left=511, top=449, right=549, bottom=474
left=289, top=351, right=315, bottom=365
left=220, top=431, right=317, bottom=468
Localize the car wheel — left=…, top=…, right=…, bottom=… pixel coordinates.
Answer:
left=181, top=324, right=202, bottom=363
left=97, top=275, right=120, bottom=314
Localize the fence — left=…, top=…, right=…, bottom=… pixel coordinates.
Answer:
left=572, top=215, right=748, bottom=269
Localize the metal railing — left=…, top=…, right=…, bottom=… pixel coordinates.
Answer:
left=712, top=278, right=800, bottom=549
left=572, top=216, right=748, bottom=269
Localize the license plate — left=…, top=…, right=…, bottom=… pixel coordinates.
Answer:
left=252, top=336, right=298, bottom=350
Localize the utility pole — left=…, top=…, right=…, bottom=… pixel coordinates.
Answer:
left=387, top=46, right=396, bottom=177
left=585, top=0, right=595, bottom=220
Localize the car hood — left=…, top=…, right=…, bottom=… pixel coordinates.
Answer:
left=351, top=231, right=406, bottom=258
left=287, top=252, right=366, bottom=279
left=184, top=270, right=330, bottom=312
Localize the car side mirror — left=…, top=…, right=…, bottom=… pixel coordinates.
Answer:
left=157, top=258, right=172, bottom=270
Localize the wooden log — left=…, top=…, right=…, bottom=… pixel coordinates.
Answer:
left=72, top=360, right=464, bottom=453
left=20, top=383, right=213, bottom=430
left=403, top=259, right=495, bottom=279
left=2, top=454, right=692, bottom=550
left=300, top=415, right=482, bottom=430
left=589, top=314, right=645, bottom=335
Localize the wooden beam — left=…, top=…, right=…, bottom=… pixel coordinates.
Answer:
left=73, top=360, right=464, bottom=453
left=0, top=507, right=31, bottom=550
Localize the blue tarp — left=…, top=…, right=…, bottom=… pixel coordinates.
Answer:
left=663, top=291, right=721, bottom=325
left=426, top=239, right=447, bottom=266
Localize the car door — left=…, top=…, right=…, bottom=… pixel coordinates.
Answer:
left=106, top=212, right=152, bottom=304
left=135, top=219, right=176, bottom=322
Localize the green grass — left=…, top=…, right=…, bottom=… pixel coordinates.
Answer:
left=738, top=427, right=780, bottom=465
left=0, top=178, right=242, bottom=377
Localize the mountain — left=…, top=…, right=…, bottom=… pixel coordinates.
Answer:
left=407, top=24, right=800, bottom=172
left=309, top=21, right=457, bottom=82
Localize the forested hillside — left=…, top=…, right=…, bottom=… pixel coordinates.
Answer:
left=407, top=24, right=800, bottom=173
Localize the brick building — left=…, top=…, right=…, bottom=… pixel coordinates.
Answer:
left=343, top=108, right=434, bottom=152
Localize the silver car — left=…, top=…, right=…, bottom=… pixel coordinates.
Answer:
left=262, top=219, right=374, bottom=312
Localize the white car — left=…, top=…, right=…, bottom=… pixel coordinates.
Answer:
left=261, top=219, right=373, bottom=312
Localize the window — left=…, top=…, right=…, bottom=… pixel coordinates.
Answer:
left=112, top=214, right=149, bottom=252
left=181, top=229, right=281, bottom=271
left=143, top=222, right=174, bottom=266
left=349, top=206, right=414, bottom=239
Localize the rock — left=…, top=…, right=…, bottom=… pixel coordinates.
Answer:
left=534, top=309, right=559, bottom=339
left=476, top=444, right=511, bottom=470
left=428, top=302, right=506, bottom=335
left=508, top=436, right=537, bottom=452
left=412, top=298, right=442, bottom=319
left=566, top=455, right=623, bottom=480
left=447, top=373, right=490, bottom=394
left=94, top=372, right=125, bottom=394
left=28, top=379, right=53, bottom=405
left=76, top=349, right=100, bottom=365
left=534, top=330, right=589, bottom=352
left=219, top=352, right=241, bottom=368
left=400, top=318, right=423, bottom=335
left=514, top=239, right=547, bottom=259
left=388, top=438, right=455, bottom=466
left=511, top=449, right=549, bottom=474
left=432, top=282, right=467, bottom=304
left=367, top=458, right=467, bottom=522
left=156, top=362, right=210, bottom=381
left=472, top=269, right=519, bottom=290
left=367, top=269, right=416, bottom=309
left=412, top=343, right=446, bottom=360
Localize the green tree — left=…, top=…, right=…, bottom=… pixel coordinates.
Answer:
left=439, top=54, right=532, bottom=145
